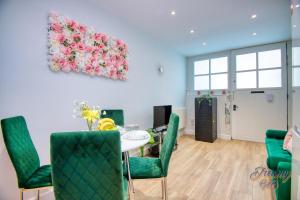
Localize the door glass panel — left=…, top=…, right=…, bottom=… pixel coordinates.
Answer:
left=236, top=53, right=256, bottom=71
left=293, top=67, right=300, bottom=87
left=258, top=69, right=282, bottom=88
left=292, top=47, right=300, bottom=66
left=236, top=71, right=256, bottom=89
left=194, top=60, right=209, bottom=75
left=194, top=75, right=209, bottom=90
left=211, top=57, right=228, bottom=73
left=258, top=49, right=281, bottom=69
left=211, top=74, right=228, bottom=89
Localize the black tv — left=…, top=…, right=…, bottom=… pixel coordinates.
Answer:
left=153, top=105, right=172, bottom=129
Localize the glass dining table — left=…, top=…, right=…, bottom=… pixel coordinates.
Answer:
left=120, top=129, right=150, bottom=193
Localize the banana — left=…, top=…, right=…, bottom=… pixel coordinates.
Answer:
left=100, top=118, right=115, bottom=125
left=97, top=118, right=117, bottom=131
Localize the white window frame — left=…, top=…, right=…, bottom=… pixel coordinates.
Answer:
left=292, top=46, right=300, bottom=88
left=193, top=52, right=230, bottom=91
left=231, top=43, right=286, bottom=91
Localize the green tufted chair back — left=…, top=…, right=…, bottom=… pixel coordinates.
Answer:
left=159, top=113, right=179, bottom=177
left=101, top=109, right=124, bottom=126
left=51, top=131, right=125, bottom=200
left=1, top=116, right=40, bottom=188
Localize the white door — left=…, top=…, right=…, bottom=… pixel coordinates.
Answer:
left=231, top=43, right=288, bottom=142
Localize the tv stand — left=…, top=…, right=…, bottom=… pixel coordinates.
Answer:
left=148, top=126, right=178, bottom=157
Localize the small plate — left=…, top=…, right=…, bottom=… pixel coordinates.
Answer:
left=122, top=131, right=149, bottom=140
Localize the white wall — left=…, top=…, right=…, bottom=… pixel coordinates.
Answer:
left=0, top=0, right=186, bottom=199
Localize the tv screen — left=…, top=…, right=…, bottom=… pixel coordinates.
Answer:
left=153, top=105, right=172, bottom=128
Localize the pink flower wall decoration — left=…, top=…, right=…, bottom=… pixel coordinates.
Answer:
left=48, top=12, right=129, bottom=80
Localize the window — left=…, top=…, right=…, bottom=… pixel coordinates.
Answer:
left=235, top=49, right=282, bottom=89
left=194, top=60, right=209, bottom=75
left=236, top=53, right=256, bottom=71
left=292, top=47, right=300, bottom=87
left=258, top=69, right=282, bottom=88
left=258, top=50, right=281, bottom=69
left=293, top=68, right=300, bottom=87
left=236, top=71, right=256, bottom=89
left=194, top=56, right=228, bottom=90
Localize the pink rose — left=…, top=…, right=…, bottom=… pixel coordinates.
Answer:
left=77, top=42, right=85, bottom=51
left=62, top=47, right=72, bottom=55
left=102, top=52, right=107, bottom=60
left=70, top=42, right=77, bottom=49
left=95, top=66, right=101, bottom=75
left=102, top=34, right=109, bottom=43
left=67, top=19, right=77, bottom=30
left=56, top=34, right=65, bottom=44
left=68, top=61, right=77, bottom=71
left=58, top=59, right=66, bottom=67
left=85, top=46, right=93, bottom=53
left=94, top=33, right=102, bottom=41
left=123, top=64, right=128, bottom=71
left=51, top=22, right=62, bottom=33
left=78, top=25, right=86, bottom=33
left=72, top=34, right=81, bottom=43
left=109, top=67, right=117, bottom=79
left=116, top=39, right=125, bottom=47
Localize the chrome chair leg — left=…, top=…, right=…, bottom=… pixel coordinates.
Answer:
left=20, top=189, right=23, bottom=200
left=37, top=189, right=39, bottom=200
left=161, top=179, right=165, bottom=199
left=164, top=177, right=168, bottom=200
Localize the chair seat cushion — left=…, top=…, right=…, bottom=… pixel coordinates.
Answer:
left=265, top=138, right=291, bottom=170
left=24, top=165, right=52, bottom=189
left=124, top=157, right=163, bottom=179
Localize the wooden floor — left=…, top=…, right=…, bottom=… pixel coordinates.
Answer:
left=132, top=136, right=273, bottom=200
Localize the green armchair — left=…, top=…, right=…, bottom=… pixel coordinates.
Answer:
left=1, top=116, right=52, bottom=200
left=101, top=109, right=124, bottom=126
left=265, top=129, right=291, bottom=200
left=125, top=113, right=179, bottom=199
left=50, top=131, right=128, bottom=200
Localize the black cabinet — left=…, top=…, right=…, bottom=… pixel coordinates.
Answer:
left=195, top=97, right=217, bottom=143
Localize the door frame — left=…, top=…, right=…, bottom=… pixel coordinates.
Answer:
left=230, top=42, right=288, bottom=141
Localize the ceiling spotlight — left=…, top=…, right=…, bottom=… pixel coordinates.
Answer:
left=171, top=11, right=176, bottom=16
left=296, top=4, right=300, bottom=8
left=293, top=24, right=297, bottom=28
left=190, top=30, right=195, bottom=34
left=202, top=42, right=207, bottom=46
left=251, top=14, right=257, bottom=19
left=252, top=32, right=257, bottom=36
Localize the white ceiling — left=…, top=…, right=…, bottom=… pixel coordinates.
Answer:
left=95, top=0, right=291, bottom=56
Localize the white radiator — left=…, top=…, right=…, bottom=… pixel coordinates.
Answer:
left=173, top=107, right=186, bottom=130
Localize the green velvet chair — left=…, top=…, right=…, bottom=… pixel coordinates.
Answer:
left=265, top=129, right=291, bottom=200
left=101, top=109, right=124, bottom=126
left=125, top=113, right=179, bottom=200
left=50, top=131, right=128, bottom=200
left=1, top=116, right=52, bottom=200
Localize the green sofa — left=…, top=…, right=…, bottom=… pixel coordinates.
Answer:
left=265, top=129, right=291, bottom=200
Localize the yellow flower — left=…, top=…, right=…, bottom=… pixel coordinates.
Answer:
left=82, top=109, right=100, bottom=123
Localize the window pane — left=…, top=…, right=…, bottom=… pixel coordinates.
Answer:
left=236, top=71, right=256, bottom=89
left=236, top=53, right=256, bottom=71
left=258, top=49, right=281, bottom=69
left=258, top=69, right=282, bottom=88
left=211, top=74, right=228, bottom=90
left=194, top=60, right=209, bottom=75
left=293, top=67, right=300, bottom=87
left=211, top=57, right=228, bottom=73
left=194, top=75, right=209, bottom=90
left=292, top=47, right=300, bottom=66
